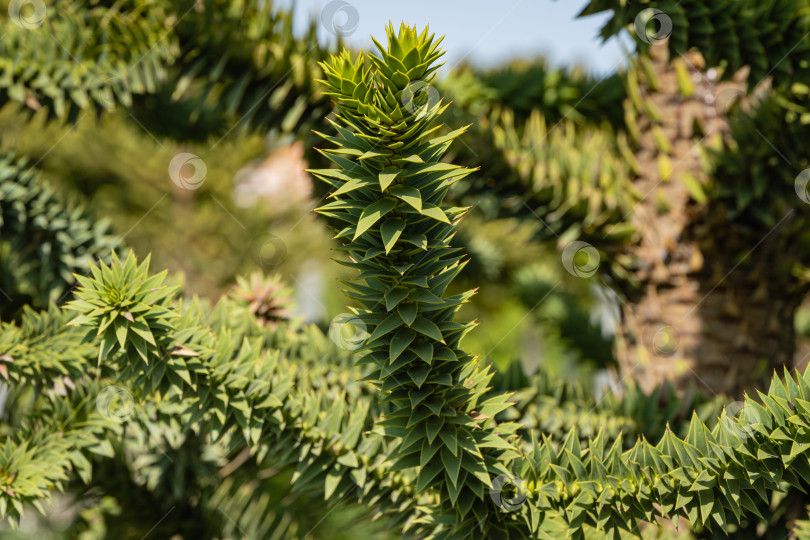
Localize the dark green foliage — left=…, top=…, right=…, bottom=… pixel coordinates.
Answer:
left=133, top=0, right=333, bottom=140
left=309, top=24, right=810, bottom=538
left=511, top=369, right=810, bottom=538
left=506, top=371, right=727, bottom=446
left=580, top=0, right=810, bottom=113
left=2, top=267, right=411, bottom=533
left=694, top=95, right=810, bottom=300
left=1, top=0, right=332, bottom=140
left=0, top=0, right=176, bottom=122
left=10, top=248, right=810, bottom=537
left=476, top=61, right=626, bottom=129
left=0, top=152, right=120, bottom=320
left=710, top=96, right=810, bottom=227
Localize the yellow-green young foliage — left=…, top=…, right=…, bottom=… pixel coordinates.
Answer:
left=488, top=108, right=637, bottom=243
left=2, top=255, right=411, bottom=533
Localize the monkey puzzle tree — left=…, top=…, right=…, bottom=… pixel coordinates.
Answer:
left=11, top=0, right=810, bottom=400
left=608, top=45, right=810, bottom=397
left=312, top=24, right=522, bottom=530
left=305, top=23, right=810, bottom=538
left=9, top=19, right=810, bottom=539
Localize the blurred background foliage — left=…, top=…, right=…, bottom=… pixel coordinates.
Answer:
left=0, top=99, right=617, bottom=393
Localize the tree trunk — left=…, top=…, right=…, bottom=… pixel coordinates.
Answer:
left=615, top=44, right=801, bottom=398
left=616, top=249, right=804, bottom=397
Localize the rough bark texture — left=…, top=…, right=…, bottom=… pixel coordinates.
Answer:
left=615, top=43, right=799, bottom=398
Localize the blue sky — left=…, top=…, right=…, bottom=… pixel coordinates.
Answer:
left=277, top=0, right=633, bottom=77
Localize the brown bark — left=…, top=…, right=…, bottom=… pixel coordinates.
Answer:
left=617, top=253, right=804, bottom=398
left=615, top=44, right=801, bottom=398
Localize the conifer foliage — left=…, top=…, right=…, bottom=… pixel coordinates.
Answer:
left=310, top=24, right=810, bottom=538
left=0, top=152, right=120, bottom=320
left=8, top=12, right=810, bottom=539
left=312, top=24, right=520, bottom=529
